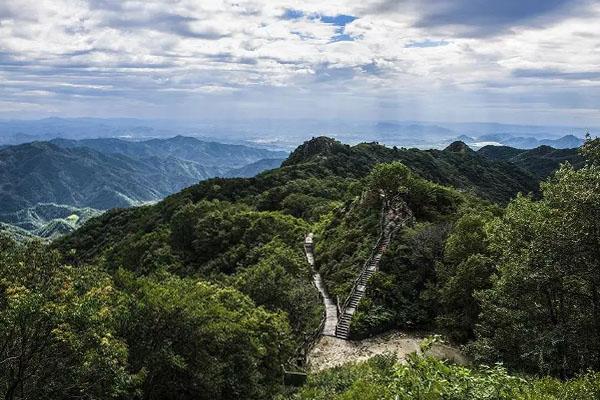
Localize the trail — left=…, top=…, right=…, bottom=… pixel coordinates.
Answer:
left=335, top=196, right=414, bottom=339
left=301, top=198, right=466, bottom=373
left=308, top=331, right=468, bottom=372
left=304, top=233, right=337, bottom=336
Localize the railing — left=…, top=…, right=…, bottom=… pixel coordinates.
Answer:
left=286, top=235, right=328, bottom=369
left=336, top=196, right=414, bottom=332
left=337, top=201, right=387, bottom=321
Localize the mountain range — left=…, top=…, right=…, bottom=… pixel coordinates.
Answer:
left=0, top=117, right=593, bottom=150
left=0, top=137, right=286, bottom=238
left=0, top=134, right=584, bottom=240
left=4, top=135, right=594, bottom=398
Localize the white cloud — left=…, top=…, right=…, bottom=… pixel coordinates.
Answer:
left=0, top=0, right=598, bottom=124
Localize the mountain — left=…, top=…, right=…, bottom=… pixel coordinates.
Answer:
left=0, top=142, right=219, bottom=213
left=540, top=134, right=584, bottom=148
left=280, top=137, right=539, bottom=203
left=50, top=136, right=287, bottom=168
left=475, top=134, right=584, bottom=149
left=0, top=138, right=287, bottom=237
left=224, top=158, right=285, bottom=177
left=444, top=140, right=474, bottom=154
left=0, top=203, right=101, bottom=239
left=55, top=136, right=558, bottom=266
left=2, top=117, right=593, bottom=151
left=477, top=145, right=584, bottom=179
left=30, top=135, right=598, bottom=398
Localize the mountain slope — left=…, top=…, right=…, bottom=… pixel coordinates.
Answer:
left=50, top=136, right=287, bottom=168
left=0, top=137, right=288, bottom=237
left=0, top=203, right=101, bottom=239
left=51, top=136, right=593, bottom=391
left=224, top=158, right=285, bottom=177
left=477, top=145, right=583, bottom=179
left=280, top=138, right=539, bottom=203
left=56, top=137, right=550, bottom=266
left=0, top=141, right=218, bottom=212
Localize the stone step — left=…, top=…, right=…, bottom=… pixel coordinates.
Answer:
left=333, top=217, right=403, bottom=340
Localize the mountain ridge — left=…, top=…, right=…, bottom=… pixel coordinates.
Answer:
left=0, top=137, right=288, bottom=238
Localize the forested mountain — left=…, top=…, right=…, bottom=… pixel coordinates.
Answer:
left=0, top=138, right=286, bottom=238
left=50, top=136, right=287, bottom=168
left=477, top=144, right=584, bottom=179
left=1, top=136, right=598, bottom=399
left=0, top=141, right=219, bottom=212
left=0, top=203, right=100, bottom=239
left=224, top=158, right=285, bottom=178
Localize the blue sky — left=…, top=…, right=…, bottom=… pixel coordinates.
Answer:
left=0, top=0, right=599, bottom=127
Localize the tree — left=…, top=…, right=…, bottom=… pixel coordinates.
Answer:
left=436, top=212, right=495, bottom=342
left=117, top=272, right=294, bottom=400
left=366, top=162, right=412, bottom=201
left=473, top=160, right=600, bottom=376
left=0, top=238, right=131, bottom=399
left=581, top=132, right=600, bottom=165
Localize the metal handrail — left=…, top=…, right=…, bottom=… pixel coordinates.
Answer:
left=287, top=235, right=328, bottom=368
left=336, top=196, right=414, bottom=330
left=337, top=201, right=387, bottom=320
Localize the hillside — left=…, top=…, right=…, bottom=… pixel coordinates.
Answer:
left=0, top=142, right=219, bottom=212
left=50, top=136, right=287, bottom=168
left=54, top=137, right=558, bottom=264
left=0, top=138, right=287, bottom=237
left=0, top=203, right=101, bottom=239
left=224, top=158, right=285, bottom=178
left=2, top=135, right=598, bottom=399
left=477, top=144, right=583, bottom=179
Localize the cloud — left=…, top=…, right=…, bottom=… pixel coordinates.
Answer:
left=0, top=0, right=598, bottom=126
left=513, top=68, right=600, bottom=81
left=367, top=0, right=588, bottom=36
left=406, top=39, right=449, bottom=48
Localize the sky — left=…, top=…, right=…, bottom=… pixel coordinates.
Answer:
left=0, top=0, right=599, bottom=126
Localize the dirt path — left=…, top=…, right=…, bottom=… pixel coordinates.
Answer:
left=308, top=330, right=468, bottom=372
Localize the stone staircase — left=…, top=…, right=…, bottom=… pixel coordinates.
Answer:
left=335, top=197, right=413, bottom=340
left=335, top=234, right=391, bottom=339
left=304, top=233, right=338, bottom=337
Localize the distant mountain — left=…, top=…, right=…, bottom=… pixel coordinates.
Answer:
left=455, top=135, right=475, bottom=142
left=0, top=137, right=286, bottom=238
left=0, top=142, right=221, bottom=213
left=0, top=203, right=100, bottom=235
left=539, top=135, right=583, bottom=148
left=477, top=145, right=584, bottom=179
left=224, top=158, right=285, bottom=178
left=476, top=134, right=583, bottom=149
left=50, top=136, right=287, bottom=168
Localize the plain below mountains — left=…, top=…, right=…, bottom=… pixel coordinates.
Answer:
left=0, top=136, right=286, bottom=238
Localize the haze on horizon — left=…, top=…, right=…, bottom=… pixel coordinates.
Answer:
left=1, top=0, right=599, bottom=127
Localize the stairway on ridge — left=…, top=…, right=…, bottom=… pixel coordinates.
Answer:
left=335, top=197, right=413, bottom=340
left=335, top=234, right=391, bottom=339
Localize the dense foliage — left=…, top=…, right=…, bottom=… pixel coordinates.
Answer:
left=472, top=159, right=600, bottom=377
left=0, top=238, right=130, bottom=399
left=288, top=352, right=600, bottom=400
left=0, top=238, right=294, bottom=399
left=315, top=137, right=600, bottom=380
left=1, top=136, right=596, bottom=398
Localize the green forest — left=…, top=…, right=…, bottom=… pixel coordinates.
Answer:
left=1, top=136, right=599, bottom=399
